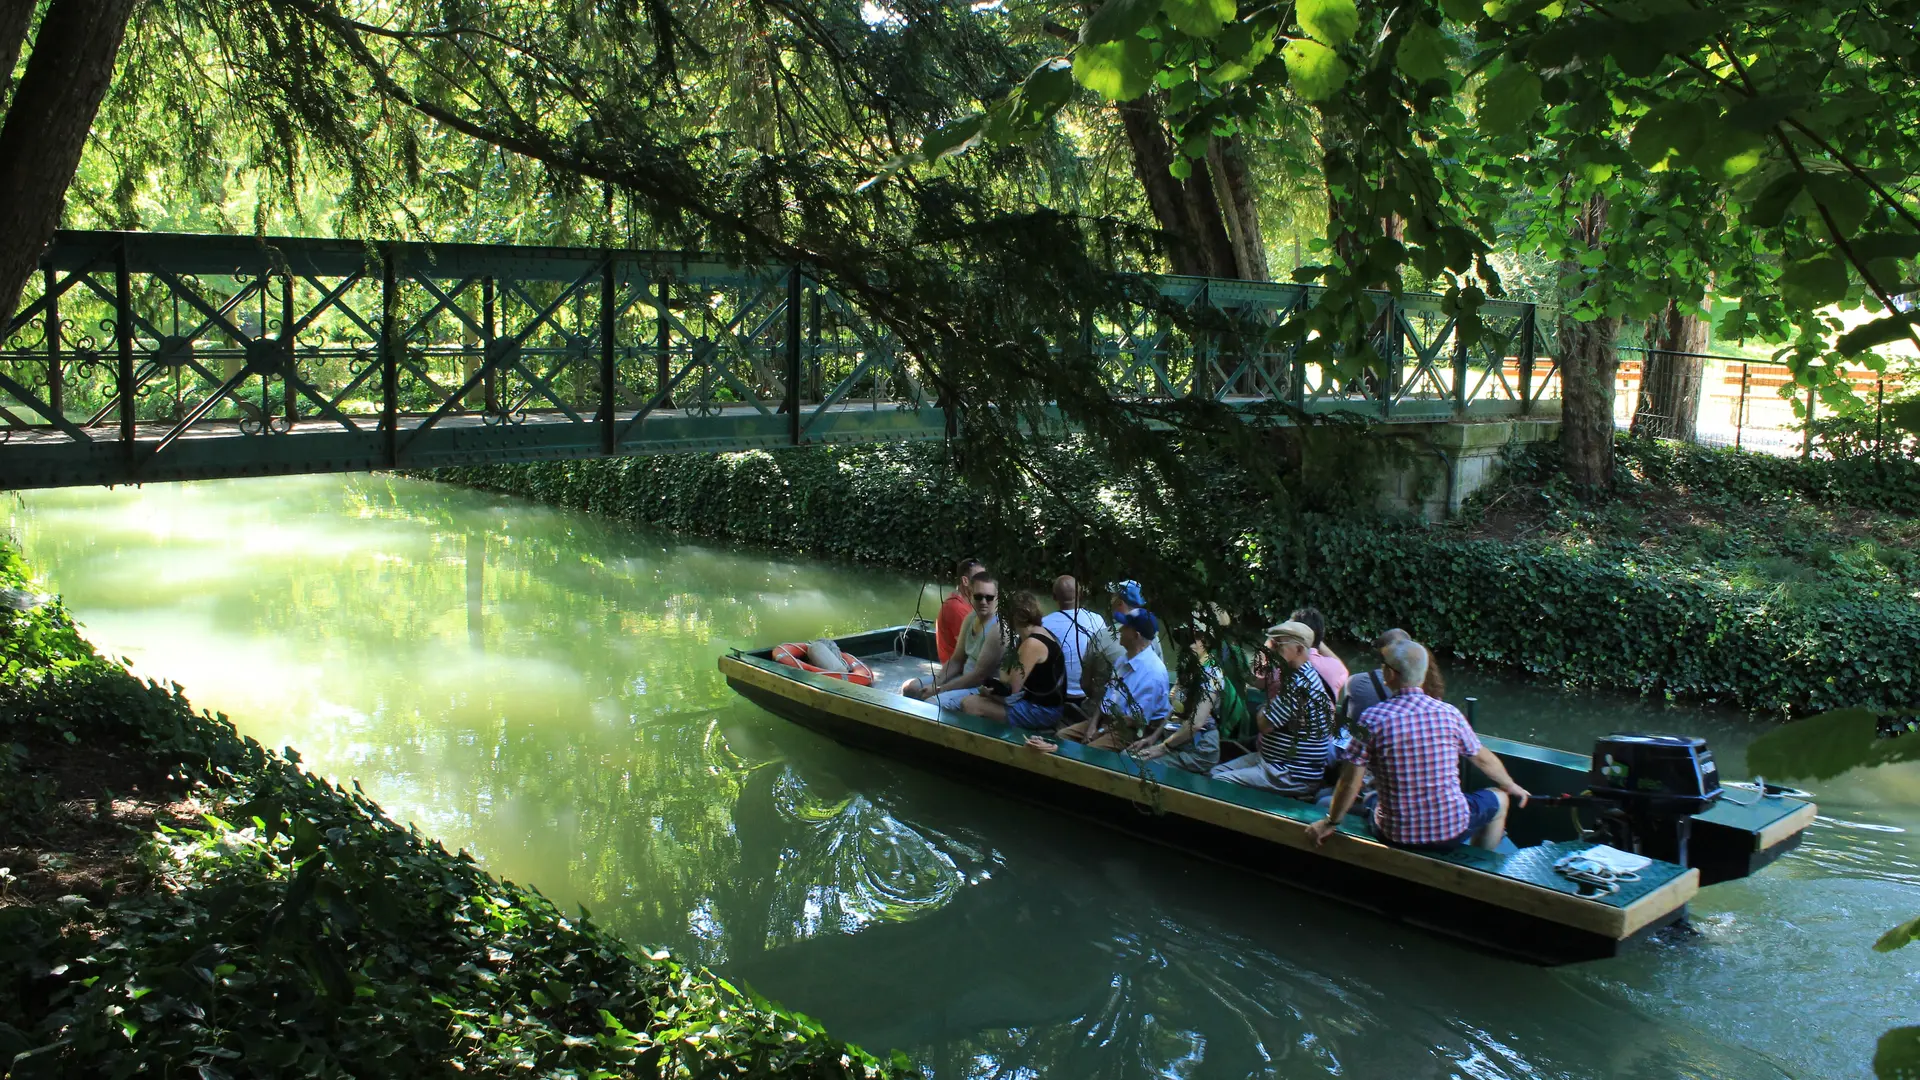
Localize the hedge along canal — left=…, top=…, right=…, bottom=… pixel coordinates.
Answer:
left=8, top=473, right=1919, bottom=1080
left=433, top=441, right=1920, bottom=716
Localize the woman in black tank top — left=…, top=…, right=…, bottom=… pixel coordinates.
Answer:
left=961, top=590, right=1068, bottom=730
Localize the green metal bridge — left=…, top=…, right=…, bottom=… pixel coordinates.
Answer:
left=0, top=231, right=1560, bottom=490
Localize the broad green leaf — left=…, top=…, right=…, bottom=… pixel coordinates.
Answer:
left=920, top=114, right=985, bottom=160
left=1475, top=64, right=1542, bottom=137
left=1779, top=254, right=1850, bottom=309
left=1209, top=24, right=1276, bottom=82
left=1804, top=173, right=1874, bottom=235
left=1297, top=0, right=1360, bottom=46
left=1745, top=172, right=1804, bottom=228
left=1837, top=315, right=1916, bottom=356
left=1629, top=101, right=1709, bottom=171
left=1074, top=38, right=1156, bottom=100
left=1484, top=0, right=1554, bottom=22
left=1439, top=0, right=1481, bottom=20
left=1282, top=39, right=1351, bottom=101
left=1169, top=156, right=1193, bottom=179
left=1876, top=1027, right=1920, bottom=1080
left=1080, top=0, right=1162, bottom=46
left=1164, top=0, right=1235, bottom=38
left=1396, top=20, right=1455, bottom=83
left=1577, top=161, right=1615, bottom=184
left=1724, top=92, right=1816, bottom=133
left=1876, top=914, right=1920, bottom=953
left=1021, top=57, right=1077, bottom=112
left=1851, top=232, right=1920, bottom=262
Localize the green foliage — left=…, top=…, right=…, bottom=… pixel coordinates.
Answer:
left=0, top=539, right=909, bottom=1080
left=437, top=439, right=1920, bottom=715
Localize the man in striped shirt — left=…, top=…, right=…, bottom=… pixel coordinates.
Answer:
left=1305, top=641, right=1530, bottom=851
left=1209, top=621, right=1335, bottom=797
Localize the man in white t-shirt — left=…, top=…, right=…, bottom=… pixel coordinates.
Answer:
left=1040, top=575, right=1105, bottom=708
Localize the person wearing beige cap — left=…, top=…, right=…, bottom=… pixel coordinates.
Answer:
left=1210, top=620, right=1338, bottom=796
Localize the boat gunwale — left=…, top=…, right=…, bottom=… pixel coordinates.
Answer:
left=721, top=648, right=1701, bottom=943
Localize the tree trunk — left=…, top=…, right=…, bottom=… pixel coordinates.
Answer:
left=1556, top=188, right=1619, bottom=492
left=0, top=0, right=138, bottom=323
left=0, top=0, right=35, bottom=107
left=1115, top=96, right=1239, bottom=279
left=1206, top=136, right=1269, bottom=281
left=1630, top=301, right=1709, bottom=441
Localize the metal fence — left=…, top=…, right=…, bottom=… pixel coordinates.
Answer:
left=1614, top=346, right=1910, bottom=458
left=0, top=231, right=1557, bottom=489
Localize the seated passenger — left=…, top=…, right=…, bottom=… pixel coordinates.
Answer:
left=963, top=591, right=1066, bottom=730
left=1130, top=615, right=1239, bottom=773
left=935, top=558, right=986, bottom=663
left=1079, top=579, right=1164, bottom=710
left=1336, top=628, right=1410, bottom=738
left=1305, top=641, right=1531, bottom=852
left=1211, top=621, right=1335, bottom=796
left=1055, top=610, right=1170, bottom=750
left=1289, top=606, right=1350, bottom=699
left=1040, top=575, right=1105, bottom=713
left=902, top=574, right=1003, bottom=709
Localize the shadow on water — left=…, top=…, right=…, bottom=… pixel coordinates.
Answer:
left=9, top=473, right=1910, bottom=1079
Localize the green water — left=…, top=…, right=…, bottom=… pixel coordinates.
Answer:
left=9, top=474, right=1917, bottom=1079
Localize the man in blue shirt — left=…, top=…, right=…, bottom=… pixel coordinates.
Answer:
left=1051, top=610, right=1171, bottom=750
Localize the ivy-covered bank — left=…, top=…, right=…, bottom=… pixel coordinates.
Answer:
left=0, top=545, right=908, bottom=1078
left=436, top=440, right=1920, bottom=715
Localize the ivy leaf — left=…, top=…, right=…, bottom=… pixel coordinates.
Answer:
left=1876, top=914, right=1920, bottom=953
left=1475, top=63, right=1542, bottom=137
left=1164, top=0, right=1236, bottom=38
left=1080, top=0, right=1163, bottom=46
left=1396, top=21, right=1456, bottom=84
left=1876, top=1027, right=1920, bottom=1080
left=1281, top=39, right=1351, bottom=101
left=1836, top=314, right=1916, bottom=356
left=1297, top=0, right=1360, bottom=46
left=1074, top=37, right=1157, bottom=100
left=1778, top=255, right=1849, bottom=309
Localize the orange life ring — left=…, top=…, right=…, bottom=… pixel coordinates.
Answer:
left=772, top=642, right=875, bottom=686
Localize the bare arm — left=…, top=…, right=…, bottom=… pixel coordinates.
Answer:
left=1305, top=762, right=1366, bottom=846
left=935, top=628, right=1005, bottom=695
left=1470, top=746, right=1531, bottom=806
left=1005, top=636, right=1046, bottom=695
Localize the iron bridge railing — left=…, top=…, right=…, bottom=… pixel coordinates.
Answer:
left=0, top=230, right=1557, bottom=489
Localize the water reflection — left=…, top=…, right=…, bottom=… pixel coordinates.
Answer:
left=8, top=475, right=1911, bottom=1080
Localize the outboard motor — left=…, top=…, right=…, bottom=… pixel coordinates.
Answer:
left=1580, top=733, right=1722, bottom=863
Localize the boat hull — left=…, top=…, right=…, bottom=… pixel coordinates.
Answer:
left=723, top=644, right=1703, bottom=966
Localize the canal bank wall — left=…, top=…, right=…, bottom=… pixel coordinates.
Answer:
left=432, top=442, right=1920, bottom=715
left=0, top=539, right=908, bottom=1078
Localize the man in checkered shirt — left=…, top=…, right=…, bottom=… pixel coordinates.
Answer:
left=1305, top=640, right=1530, bottom=852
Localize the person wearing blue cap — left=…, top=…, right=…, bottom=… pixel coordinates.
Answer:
left=1054, top=608, right=1171, bottom=750
left=1078, top=578, right=1166, bottom=711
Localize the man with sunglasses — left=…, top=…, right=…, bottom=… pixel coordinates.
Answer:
left=901, top=573, right=1005, bottom=710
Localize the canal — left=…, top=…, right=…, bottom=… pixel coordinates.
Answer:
left=10, top=474, right=1916, bottom=1078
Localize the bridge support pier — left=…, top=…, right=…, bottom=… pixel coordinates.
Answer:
left=1314, top=416, right=1559, bottom=521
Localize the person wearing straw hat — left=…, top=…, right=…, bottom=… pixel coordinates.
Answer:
left=1210, top=620, right=1336, bottom=796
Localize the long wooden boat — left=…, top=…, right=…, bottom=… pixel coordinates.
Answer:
left=720, top=626, right=1817, bottom=965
